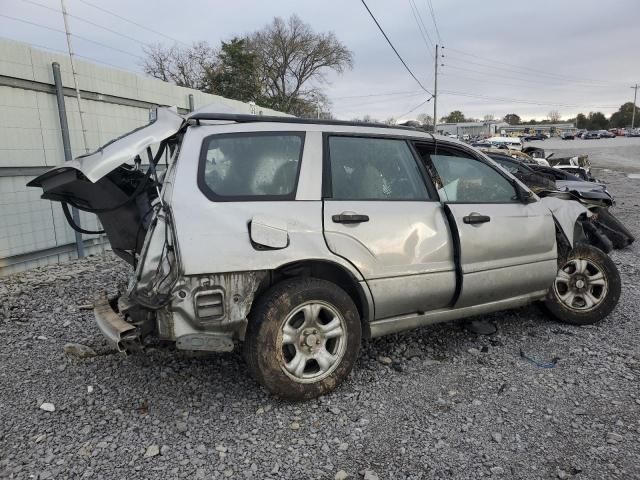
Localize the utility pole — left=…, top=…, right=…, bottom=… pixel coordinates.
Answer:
left=61, top=0, right=105, bottom=254
left=631, top=84, right=639, bottom=129
left=60, top=0, right=89, bottom=154
left=433, top=44, right=438, bottom=133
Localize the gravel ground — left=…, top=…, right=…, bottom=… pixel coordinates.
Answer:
left=1, top=169, right=639, bottom=480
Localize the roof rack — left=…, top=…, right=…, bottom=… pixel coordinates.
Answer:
left=187, top=112, right=424, bottom=132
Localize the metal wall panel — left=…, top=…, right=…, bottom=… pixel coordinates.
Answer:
left=0, top=38, right=286, bottom=275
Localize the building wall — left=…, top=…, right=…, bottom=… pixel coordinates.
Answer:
left=499, top=123, right=577, bottom=135
left=436, top=122, right=508, bottom=138
left=0, top=38, right=285, bottom=275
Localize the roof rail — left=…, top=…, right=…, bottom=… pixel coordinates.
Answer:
left=187, top=112, right=422, bottom=132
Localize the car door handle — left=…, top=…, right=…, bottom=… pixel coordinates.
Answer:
left=332, top=213, right=370, bottom=224
left=463, top=213, right=491, bottom=224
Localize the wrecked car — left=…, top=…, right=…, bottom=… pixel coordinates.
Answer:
left=28, top=107, right=622, bottom=400
left=486, top=152, right=634, bottom=250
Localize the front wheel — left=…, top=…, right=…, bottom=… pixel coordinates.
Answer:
left=244, top=278, right=361, bottom=400
left=545, top=245, right=621, bottom=325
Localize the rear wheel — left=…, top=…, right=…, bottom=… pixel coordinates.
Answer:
left=244, top=278, right=361, bottom=400
left=545, top=245, right=620, bottom=325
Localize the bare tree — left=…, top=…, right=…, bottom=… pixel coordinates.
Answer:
left=416, top=113, right=433, bottom=125
left=483, top=114, right=495, bottom=121
left=547, top=110, right=561, bottom=123
left=249, top=15, right=353, bottom=114
left=142, top=41, right=216, bottom=89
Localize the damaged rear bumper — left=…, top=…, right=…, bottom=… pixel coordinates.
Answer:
left=94, top=295, right=140, bottom=353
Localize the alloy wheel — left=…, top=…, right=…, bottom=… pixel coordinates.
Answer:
left=554, top=258, right=608, bottom=312
left=280, top=301, right=347, bottom=383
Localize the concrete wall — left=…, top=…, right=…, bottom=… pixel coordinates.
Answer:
left=0, top=38, right=284, bottom=275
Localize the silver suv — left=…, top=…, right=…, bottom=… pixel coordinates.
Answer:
left=29, top=107, right=621, bottom=400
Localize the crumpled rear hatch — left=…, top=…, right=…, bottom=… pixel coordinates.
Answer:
left=27, top=107, right=185, bottom=265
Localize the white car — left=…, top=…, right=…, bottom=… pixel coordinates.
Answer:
left=486, top=136, right=523, bottom=151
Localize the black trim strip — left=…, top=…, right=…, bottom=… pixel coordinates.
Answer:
left=443, top=203, right=463, bottom=307
left=189, top=112, right=427, bottom=132
left=62, top=202, right=105, bottom=234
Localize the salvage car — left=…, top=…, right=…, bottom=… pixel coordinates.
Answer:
left=486, top=153, right=612, bottom=203
left=485, top=135, right=523, bottom=151
left=28, top=107, right=622, bottom=400
left=487, top=153, right=633, bottom=250
left=479, top=147, right=549, bottom=167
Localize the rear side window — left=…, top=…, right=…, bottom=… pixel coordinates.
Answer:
left=199, top=132, right=304, bottom=200
left=327, top=136, right=430, bottom=200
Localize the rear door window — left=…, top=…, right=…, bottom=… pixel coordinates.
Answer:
left=327, top=136, right=431, bottom=200
left=199, top=132, right=304, bottom=200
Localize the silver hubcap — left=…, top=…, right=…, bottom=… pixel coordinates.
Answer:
left=280, top=301, right=347, bottom=383
left=554, top=258, right=608, bottom=312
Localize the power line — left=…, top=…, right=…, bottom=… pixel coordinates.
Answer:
left=396, top=96, right=432, bottom=119
left=446, top=56, right=618, bottom=88
left=76, top=0, right=190, bottom=47
left=440, top=89, right=619, bottom=109
left=360, top=0, right=433, bottom=95
left=440, top=71, right=555, bottom=91
left=445, top=47, right=621, bottom=87
left=0, top=13, right=145, bottom=60
left=443, top=63, right=614, bottom=89
left=332, top=90, right=423, bottom=100
left=631, top=84, right=639, bottom=129
left=22, top=0, right=151, bottom=48
left=21, top=39, right=142, bottom=74
left=426, top=0, right=442, bottom=43
left=332, top=92, right=426, bottom=111
left=408, top=0, right=434, bottom=56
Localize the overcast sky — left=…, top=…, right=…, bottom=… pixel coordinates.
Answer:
left=2, top=0, right=639, bottom=122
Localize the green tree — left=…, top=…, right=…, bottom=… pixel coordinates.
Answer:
left=444, top=110, right=466, bottom=122
left=587, top=111, right=609, bottom=130
left=503, top=113, right=520, bottom=125
left=575, top=113, right=588, bottom=129
left=609, top=102, right=640, bottom=128
left=204, top=38, right=261, bottom=103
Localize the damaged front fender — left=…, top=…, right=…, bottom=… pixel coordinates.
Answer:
left=539, top=196, right=591, bottom=247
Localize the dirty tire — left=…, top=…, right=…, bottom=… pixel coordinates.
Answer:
left=545, top=245, right=620, bottom=325
left=244, top=278, right=361, bottom=400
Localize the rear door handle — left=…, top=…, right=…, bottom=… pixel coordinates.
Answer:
left=332, top=213, right=370, bottom=224
left=463, top=213, right=491, bottom=224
